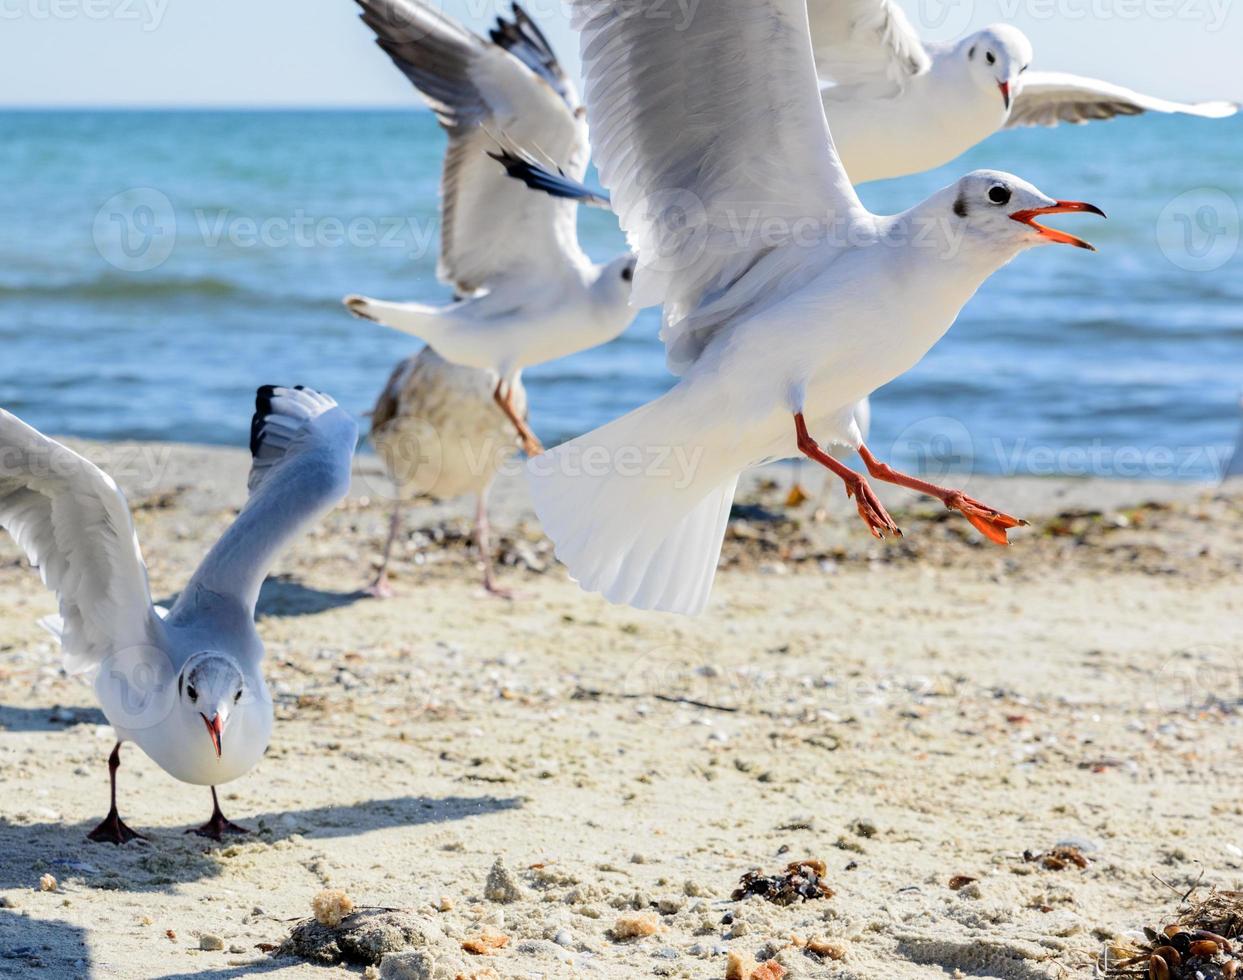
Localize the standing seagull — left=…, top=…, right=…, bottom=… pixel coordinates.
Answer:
left=526, top=0, right=1104, bottom=616
left=366, top=346, right=526, bottom=598
left=343, top=0, right=637, bottom=456
left=807, top=0, right=1236, bottom=182
left=0, top=387, right=356, bottom=842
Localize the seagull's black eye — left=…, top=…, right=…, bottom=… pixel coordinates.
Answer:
left=621, top=266, right=633, bottom=283
left=1020, top=64, right=1029, bottom=73
left=985, top=51, right=996, bottom=65
left=988, top=185, right=1011, bottom=206
left=186, top=684, right=198, bottom=703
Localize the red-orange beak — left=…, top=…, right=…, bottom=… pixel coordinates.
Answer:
left=998, top=81, right=1011, bottom=108
left=201, top=713, right=223, bottom=758
left=1009, top=200, right=1106, bottom=251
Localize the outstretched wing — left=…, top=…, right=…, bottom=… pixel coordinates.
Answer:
left=489, top=146, right=613, bottom=210
left=357, top=0, right=590, bottom=294
left=0, top=411, right=161, bottom=674
left=571, top=0, right=868, bottom=373
left=1008, top=71, right=1237, bottom=127
left=807, top=0, right=930, bottom=98
left=175, top=387, right=358, bottom=620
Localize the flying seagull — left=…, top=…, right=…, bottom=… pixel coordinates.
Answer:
left=366, top=346, right=527, bottom=598
left=526, top=0, right=1104, bottom=616
left=807, top=0, right=1236, bottom=182
left=0, top=386, right=356, bottom=842
left=343, top=0, right=637, bottom=456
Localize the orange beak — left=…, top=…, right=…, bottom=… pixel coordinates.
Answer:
left=998, top=81, right=1011, bottom=108
left=201, top=713, right=223, bottom=758
left=1009, top=200, right=1106, bottom=251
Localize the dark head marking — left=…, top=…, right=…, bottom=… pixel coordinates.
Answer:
left=953, top=194, right=968, bottom=218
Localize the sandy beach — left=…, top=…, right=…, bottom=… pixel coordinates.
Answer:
left=1, top=439, right=1241, bottom=979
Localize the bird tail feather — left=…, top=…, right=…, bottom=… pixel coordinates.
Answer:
left=526, top=397, right=738, bottom=616
left=343, top=294, right=449, bottom=346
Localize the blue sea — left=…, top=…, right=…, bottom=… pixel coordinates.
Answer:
left=0, top=110, right=1240, bottom=480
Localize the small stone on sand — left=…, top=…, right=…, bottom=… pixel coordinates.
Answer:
left=483, top=857, right=524, bottom=904
left=38, top=874, right=57, bottom=892
left=198, top=934, right=224, bottom=951
left=379, top=949, right=435, bottom=980
left=725, top=950, right=786, bottom=980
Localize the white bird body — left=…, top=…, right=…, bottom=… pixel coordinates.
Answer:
left=824, top=39, right=1007, bottom=182
left=527, top=0, right=1105, bottom=616
left=809, top=3, right=1236, bottom=183
left=344, top=0, right=638, bottom=389
left=354, top=258, right=636, bottom=379
left=0, top=386, right=356, bottom=838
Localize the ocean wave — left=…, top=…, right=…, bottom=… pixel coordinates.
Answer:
left=0, top=273, right=242, bottom=301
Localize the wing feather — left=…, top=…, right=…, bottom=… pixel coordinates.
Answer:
left=571, top=0, right=867, bottom=373
left=1008, top=71, right=1238, bottom=128
left=357, top=0, right=590, bottom=293
left=0, top=411, right=160, bottom=674
left=807, top=0, right=930, bottom=96
left=174, top=387, right=357, bottom=619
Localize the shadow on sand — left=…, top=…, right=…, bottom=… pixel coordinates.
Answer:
left=155, top=575, right=369, bottom=621
left=0, top=794, right=522, bottom=895
left=0, top=912, right=90, bottom=978
left=0, top=705, right=107, bottom=733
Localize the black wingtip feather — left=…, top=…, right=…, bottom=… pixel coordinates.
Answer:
left=250, top=384, right=310, bottom=457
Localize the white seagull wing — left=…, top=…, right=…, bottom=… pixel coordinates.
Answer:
left=0, top=410, right=161, bottom=674
left=357, top=0, right=590, bottom=294
left=1008, top=71, right=1238, bottom=128
left=175, top=387, right=357, bottom=621
left=572, top=0, right=867, bottom=373
left=807, top=0, right=930, bottom=96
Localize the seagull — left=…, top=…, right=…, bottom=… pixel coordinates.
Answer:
left=807, top=0, right=1237, bottom=182
left=0, top=386, right=357, bottom=842
left=366, top=346, right=527, bottom=598
left=526, top=0, right=1104, bottom=616
left=342, top=0, right=638, bottom=456
left=488, top=144, right=875, bottom=510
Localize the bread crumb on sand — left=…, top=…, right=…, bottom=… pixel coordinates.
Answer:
left=311, top=889, right=355, bottom=927
left=726, top=950, right=787, bottom=979
left=611, top=912, right=661, bottom=940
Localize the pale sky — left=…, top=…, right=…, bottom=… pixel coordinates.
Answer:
left=0, top=0, right=1239, bottom=106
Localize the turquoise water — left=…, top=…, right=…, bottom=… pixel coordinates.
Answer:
left=0, top=109, right=1239, bottom=478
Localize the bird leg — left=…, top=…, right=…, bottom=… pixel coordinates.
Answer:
left=87, top=742, right=146, bottom=845
left=188, top=787, right=251, bottom=841
left=364, top=500, right=401, bottom=598
left=854, top=443, right=1027, bottom=545
left=475, top=487, right=515, bottom=600
left=794, top=413, right=901, bottom=539
left=492, top=381, right=543, bottom=456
